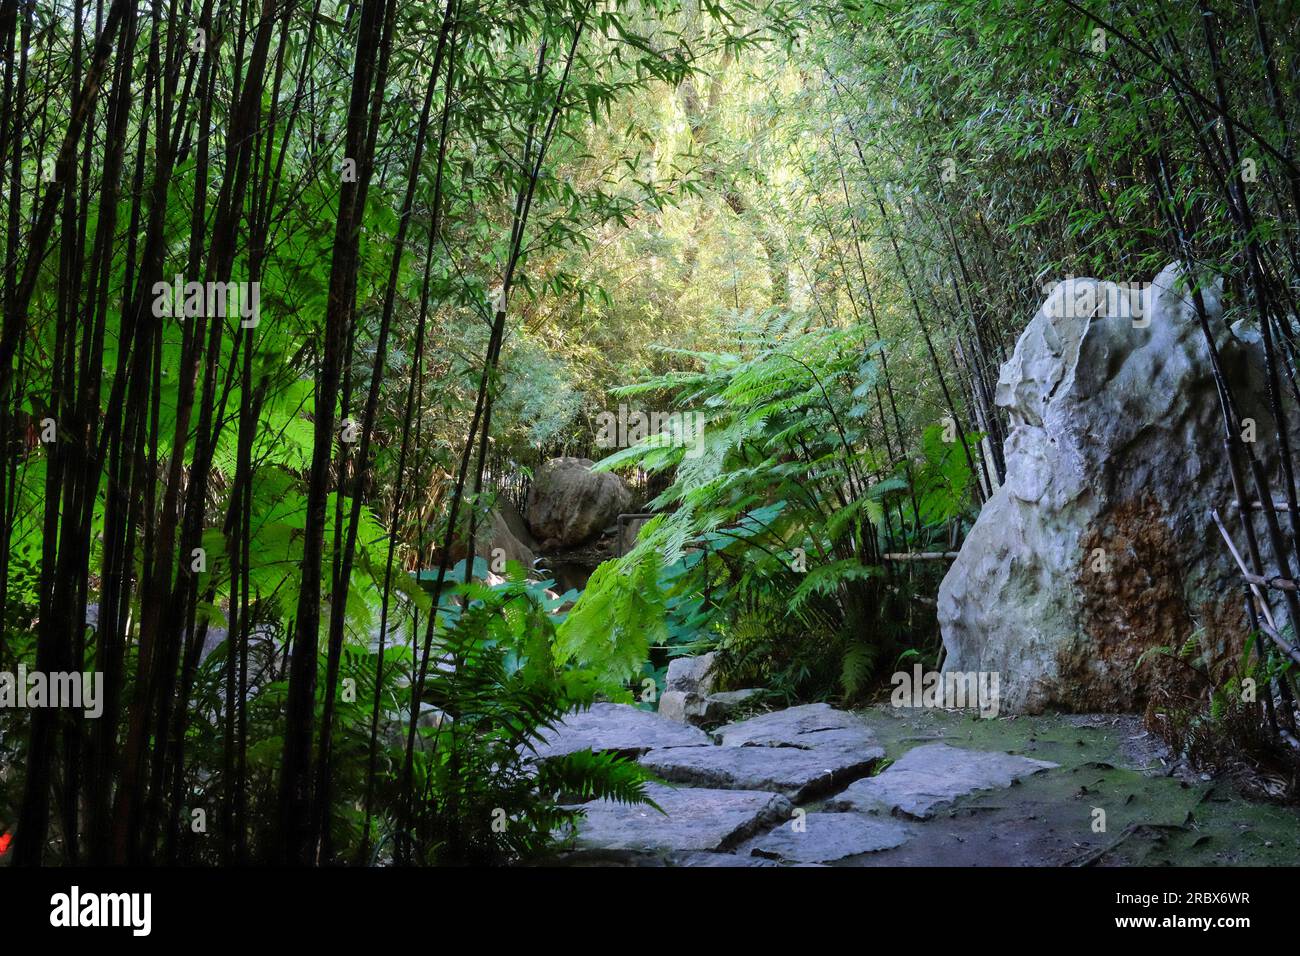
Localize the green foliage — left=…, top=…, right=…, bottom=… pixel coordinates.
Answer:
left=556, top=548, right=666, bottom=695
left=401, top=574, right=653, bottom=864
left=175, top=572, right=654, bottom=866
left=1145, top=628, right=1300, bottom=798
left=567, top=310, right=966, bottom=704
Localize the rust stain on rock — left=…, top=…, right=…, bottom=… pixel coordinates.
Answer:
left=1062, top=496, right=1245, bottom=712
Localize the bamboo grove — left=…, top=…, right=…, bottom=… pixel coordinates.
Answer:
left=0, top=0, right=768, bottom=865
left=5, top=0, right=1300, bottom=867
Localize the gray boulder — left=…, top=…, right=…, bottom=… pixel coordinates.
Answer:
left=658, top=653, right=762, bottom=725
left=939, top=263, right=1293, bottom=712
left=665, top=653, right=717, bottom=696
left=656, top=690, right=703, bottom=724
left=659, top=687, right=767, bottom=725
left=446, top=500, right=537, bottom=574
left=478, top=500, right=537, bottom=570
left=657, top=655, right=715, bottom=724
left=525, top=457, right=632, bottom=549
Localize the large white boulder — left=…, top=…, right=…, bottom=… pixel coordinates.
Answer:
left=939, top=263, right=1291, bottom=712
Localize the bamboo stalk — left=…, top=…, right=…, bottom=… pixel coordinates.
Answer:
left=1240, top=572, right=1300, bottom=595
left=1211, top=510, right=1300, bottom=667
left=1236, top=499, right=1294, bottom=512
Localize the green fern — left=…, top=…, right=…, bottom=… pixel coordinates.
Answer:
left=564, top=310, right=964, bottom=707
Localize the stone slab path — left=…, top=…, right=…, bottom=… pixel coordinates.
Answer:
left=545, top=703, right=1300, bottom=866
left=533, top=701, right=712, bottom=760
left=640, top=740, right=883, bottom=801
left=743, top=812, right=912, bottom=864
left=562, top=783, right=792, bottom=858
left=824, top=742, right=1057, bottom=819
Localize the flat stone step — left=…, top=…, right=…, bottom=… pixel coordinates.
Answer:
left=531, top=702, right=712, bottom=760
left=562, top=782, right=794, bottom=860
left=713, top=702, right=878, bottom=750
left=826, top=742, right=1057, bottom=819
left=639, top=741, right=884, bottom=801
left=745, top=812, right=913, bottom=863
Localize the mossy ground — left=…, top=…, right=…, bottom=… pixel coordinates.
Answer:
left=823, top=706, right=1300, bottom=866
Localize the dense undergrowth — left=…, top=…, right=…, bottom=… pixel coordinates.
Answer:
left=562, top=312, right=977, bottom=704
